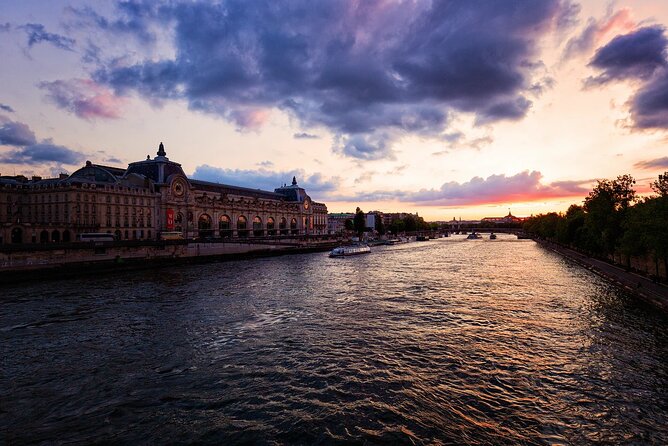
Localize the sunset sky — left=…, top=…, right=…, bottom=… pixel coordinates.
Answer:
left=1, top=0, right=668, bottom=219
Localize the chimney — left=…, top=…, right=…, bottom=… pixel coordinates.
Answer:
left=59, top=173, right=68, bottom=179
left=32, top=175, right=42, bottom=181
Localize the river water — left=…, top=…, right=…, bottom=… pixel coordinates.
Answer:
left=2, top=235, right=667, bottom=445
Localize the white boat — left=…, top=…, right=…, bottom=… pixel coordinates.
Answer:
left=466, top=232, right=482, bottom=239
left=329, top=244, right=371, bottom=257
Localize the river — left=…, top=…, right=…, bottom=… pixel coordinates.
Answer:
left=2, top=234, right=667, bottom=444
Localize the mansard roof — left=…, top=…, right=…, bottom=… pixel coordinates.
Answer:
left=68, top=162, right=119, bottom=184
left=189, top=179, right=287, bottom=201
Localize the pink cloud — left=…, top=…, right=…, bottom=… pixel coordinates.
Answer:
left=39, top=78, right=126, bottom=120
left=342, top=171, right=594, bottom=207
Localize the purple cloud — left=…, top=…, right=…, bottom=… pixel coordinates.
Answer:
left=0, top=142, right=85, bottom=165
left=634, top=157, right=668, bottom=170
left=293, top=132, right=320, bottom=140
left=39, top=79, right=126, bottom=120
left=335, top=171, right=592, bottom=206
left=0, top=117, right=37, bottom=146
left=586, top=26, right=667, bottom=86
left=21, top=23, right=75, bottom=51
left=0, top=103, right=15, bottom=113
left=82, top=0, right=572, bottom=160
left=191, top=165, right=340, bottom=194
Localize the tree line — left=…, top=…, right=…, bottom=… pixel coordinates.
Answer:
left=523, top=172, right=668, bottom=279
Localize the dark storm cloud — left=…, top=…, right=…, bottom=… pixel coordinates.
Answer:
left=191, top=165, right=339, bottom=194
left=85, top=0, right=570, bottom=160
left=0, top=104, right=15, bottom=113
left=628, top=69, right=668, bottom=129
left=0, top=117, right=37, bottom=146
left=0, top=143, right=85, bottom=165
left=20, top=23, right=75, bottom=51
left=586, top=26, right=667, bottom=85
left=475, top=97, right=532, bottom=125
left=634, top=157, right=668, bottom=170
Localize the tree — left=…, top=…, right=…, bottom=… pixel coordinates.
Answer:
left=353, top=207, right=366, bottom=236
left=375, top=215, right=386, bottom=235
left=389, top=219, right=405, bottom=235
left=583, top=175, right=636, bottom=255
left=651, top=172, right=668, bottom=197
left=404, top=214, right=417, bottom=232
left=344, top=218, right=354, bottom=231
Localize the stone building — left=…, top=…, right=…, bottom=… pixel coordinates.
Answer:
left=0, top=143, right=328, bottom=244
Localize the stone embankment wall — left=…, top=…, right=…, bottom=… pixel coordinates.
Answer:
left=0, top=239, right=338, bottom=282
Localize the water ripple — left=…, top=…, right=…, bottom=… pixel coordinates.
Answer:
left=1, top=235, right=667, bottom=444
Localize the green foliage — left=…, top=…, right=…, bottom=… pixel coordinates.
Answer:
left=353, top=207, right=366, bottom=236
left=375, top=215, right=386, bottom=235
left=525, top=172, right=668, bottom=276
left=344, top=219, right=354, bottom=231
left=651, top=172, right=668, bottom=197
left=389, top=219, right=405, bottom=235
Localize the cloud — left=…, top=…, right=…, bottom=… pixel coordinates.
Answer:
left=586, top=26, right=667, bottom=86
left=475, top=97, right=532, bottom=125
left=256, top=160, right=274, bottom=168
left=563, top=7, right=635, bottom=60
left=0, top=142, right=85, bottom=165
left=293, top=132, right=319, bottom=139
left=335, top=171, right=592, bottom=206
left=191, top=165, right=340, bottom=194
left=628, top=69, right=668, bottom=129
left=0, top=117, right=37, bottom=146
left=20, top=23, right=75, bottom=51
left=39, top=78, right=126, bottom=120
left=105, top=157, right=122, bottom=164
left=333, top=133, right=395, bottom=161
left=634, top=157, right=668, bottom=169
left=85, top=0, right=572, bottom=159
left=0, top=103, right=15, bottom=113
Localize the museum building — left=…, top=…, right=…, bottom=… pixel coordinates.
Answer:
left=0, top=143, right=328, bottom=244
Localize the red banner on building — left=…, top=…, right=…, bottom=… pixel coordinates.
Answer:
left=166, top=208, right=174, bottom=230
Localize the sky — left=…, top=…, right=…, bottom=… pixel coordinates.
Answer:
left=1, top=0, right=668, bottom=220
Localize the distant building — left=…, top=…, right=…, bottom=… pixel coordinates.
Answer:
left=327, top=212, right=354, bottom=234
left=481, top=211, right=526, bottom=225
left=0, top=142, right=328, bottom=244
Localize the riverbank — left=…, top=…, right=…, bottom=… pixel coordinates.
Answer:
left=535, top=239, right=668, bottom=313
left=0, top=239, right=340, bottom=284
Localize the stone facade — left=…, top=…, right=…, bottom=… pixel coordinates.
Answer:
left=0, top=143, right=328, bottom=244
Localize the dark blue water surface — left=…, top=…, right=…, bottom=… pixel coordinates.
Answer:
left=2, top=235, right=667, bottom=445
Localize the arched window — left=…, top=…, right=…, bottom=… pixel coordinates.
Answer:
left=175, top=212, right=183, bottom=233
left=267, top=217, right=276, bottom=236
left=279, top=217, right=288, bottom=235
left=253, top=216, right=263, bottom=237
left=291, top=218, right=298, bottom=235
left=40, top=230, right=49, bottom=243
left=51, top=230, right=60, bottom=243
left=11, top=227, right=22, bottom=244
left=219, top=215, right=231, bottom=238
left=237, top=215, right=248, bottom=237
left=62, top=230, right=71, bottom=242
left=198, top=214, right=213, bottom=238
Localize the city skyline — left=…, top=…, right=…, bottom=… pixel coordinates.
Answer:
left=2, top=1, right=668, bottom=219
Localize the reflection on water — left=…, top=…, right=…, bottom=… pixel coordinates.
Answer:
left=2, top=235, right=667, bottom=444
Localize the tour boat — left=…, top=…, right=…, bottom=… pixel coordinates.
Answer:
left=466, top=232, right=482, bottom=239
left=329, top=244, right=371, bottom=257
